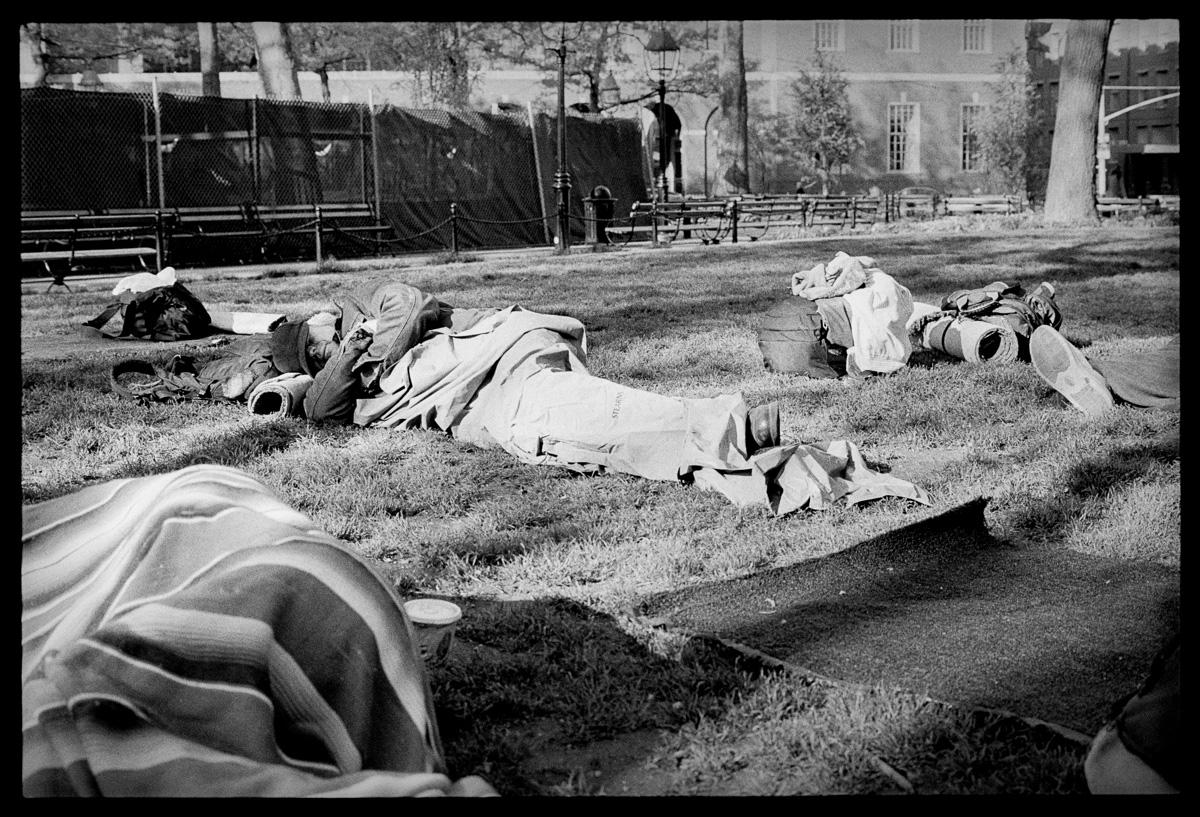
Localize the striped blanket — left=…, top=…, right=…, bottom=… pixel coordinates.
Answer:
left=22, top=465, right=495, bottom=797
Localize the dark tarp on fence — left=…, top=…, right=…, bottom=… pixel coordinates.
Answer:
left=254, top=98, right=368, bottom=206
left=373, top=107, right=546, bottom=251
left=21, top=87, right=152, bottom=210
left=21, top=87, right=649, bottom=259
left=531, top=113, right=648, bottom=243
left=157, top=93, right=256, bottom=207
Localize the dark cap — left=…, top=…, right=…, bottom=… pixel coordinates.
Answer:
left=270, top=319, right=313, bottom=375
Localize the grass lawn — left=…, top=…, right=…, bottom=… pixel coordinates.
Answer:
left=21, top=222, right=1179, bottom=795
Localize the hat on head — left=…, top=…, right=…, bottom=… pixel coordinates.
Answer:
left=270, top=319, right=313, bottom=375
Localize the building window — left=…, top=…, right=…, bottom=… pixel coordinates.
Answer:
left=961, top=103, right=984, bottom=171
left=888, top=20, right=919, bottom=52
left=814, top=20, right=844, bottom=51
left=962, top=20, right=991, bottom=53
left=888, top=102, right=920, bottom=172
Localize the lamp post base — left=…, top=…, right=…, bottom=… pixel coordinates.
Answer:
left=553, top=169, right=571, bottom=255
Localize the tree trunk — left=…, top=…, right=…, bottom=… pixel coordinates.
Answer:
left=1043, top=19, right=1112, bottom=224
left=317, top=65, right=332, bottom=102
left=198, top=22, right=222, bottom=97
left=21, top=23, right=49, bottom=87
left=252, top=21, right=302, bottom=99
left=251, top=23, right=318, bottom=206
left=713, top=21, right=749, bottom=196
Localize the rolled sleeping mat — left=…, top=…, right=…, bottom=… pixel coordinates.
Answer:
left=247, top=373, right=315, bottom=417
left=923, top=317, right=1019, bottom=364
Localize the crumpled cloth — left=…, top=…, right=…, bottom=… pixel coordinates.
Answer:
left=22, top=464, right=498, bottom=797
left=692, top=439, right=931, bottom=516
left=111, top=265, right=177, bottom=296
left=247, top=372, right=315, bottom=417
left=842, top=270, right=915, bottom=374
left=791, top=251, right=874, bottom=300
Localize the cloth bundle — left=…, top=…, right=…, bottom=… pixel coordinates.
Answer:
left=692, top=438, right=931, bottom=517
left=921, top=316, right=1020, bottom=364
left=791, top=251, right=874, bottom=300
left=247, top=372, right=315, bottom=417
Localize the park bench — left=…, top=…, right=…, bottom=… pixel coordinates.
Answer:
left=21, top=209, right=175, bottom=288
left=727, top=195, right=811, bottom=241
left=605, top=198, right=732, bottom=246
left=1095, top=196, right=1164, bottom=217
left=167, top=202, right=391, bottom=264
left=891, top=192, right=942, bottom=219
left=944, top=195, right=1024, bottom=215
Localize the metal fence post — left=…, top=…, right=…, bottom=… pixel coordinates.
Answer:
left=314, top=204, right=323, bottom=266
left=152, top=77, right=165, bottom=209
left=154, top=210, right=165, bottom=269
left=250, top=98, right=260, bottom=205
left=450, top=202, right=459, bottom=254
left=368, top=89, right=383, bottom=258
left=731, top=198, right=739, bottom=244
left=249, top=97, right=259, bottom=203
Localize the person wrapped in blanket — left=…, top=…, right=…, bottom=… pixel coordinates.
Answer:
left=258, top=279, right=929, bottom=516
left=22, top=464, right=498, bottom=797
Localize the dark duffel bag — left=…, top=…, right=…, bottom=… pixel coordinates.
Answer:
left=757, top=297, right=837, bottom=379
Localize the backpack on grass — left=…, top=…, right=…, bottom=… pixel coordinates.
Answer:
left=757, top=297, right=838, bottom=379
left=82, top=282, right=212, bottom=342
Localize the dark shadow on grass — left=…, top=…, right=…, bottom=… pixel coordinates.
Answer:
left=635, top=498, right=1179, bottom=734
left=422, top=590, right=1094, bottom=795
left=1006, top=432, right=1180, bottom=543
left=420, top=594, right=772, bottom=796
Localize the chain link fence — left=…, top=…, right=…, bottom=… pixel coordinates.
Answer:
left=21, top=86, right=649, bottom=273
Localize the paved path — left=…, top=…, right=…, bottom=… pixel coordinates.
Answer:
left=636, top=498, right=1179, bottom=734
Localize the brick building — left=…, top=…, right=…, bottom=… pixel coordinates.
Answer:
left=1029, top=20, right=1180, bottom=197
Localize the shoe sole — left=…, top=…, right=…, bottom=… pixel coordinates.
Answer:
left=1029, top=328, right=1114, bottom=418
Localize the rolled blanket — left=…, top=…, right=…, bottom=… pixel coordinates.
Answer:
left=208, top=310, right=287, bottom=335
left=923, top=316, right=1019, bottom=364
left=247, top=372, right=314, bottom=416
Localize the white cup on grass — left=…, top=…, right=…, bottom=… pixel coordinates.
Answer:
left=404, top=598, right=463, bottom=665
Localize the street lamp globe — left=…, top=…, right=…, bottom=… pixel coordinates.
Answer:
left=644, top=28, right=680, bottom=80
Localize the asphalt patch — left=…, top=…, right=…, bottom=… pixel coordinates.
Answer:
left=636, top=498, right=1179, bottom=733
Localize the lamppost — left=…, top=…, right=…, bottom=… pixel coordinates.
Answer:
left=644, top=26, right=679, bottom=202
left=544, top=23, right=582, bottom=255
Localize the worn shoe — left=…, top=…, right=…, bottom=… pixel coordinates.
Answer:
left=747, top=401, right=781, bottom=453
left=1029, top=326, right=1114, bottom=418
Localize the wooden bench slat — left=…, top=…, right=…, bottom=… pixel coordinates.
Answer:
left=22, top=247, right=156, bottom=261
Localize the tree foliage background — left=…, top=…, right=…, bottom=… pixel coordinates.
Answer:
left=747, top=52, right=862, bottom=194
left=976, top=47, right=1051, bottom=200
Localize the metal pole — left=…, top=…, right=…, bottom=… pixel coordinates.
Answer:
left=251, top=97, right=260, bottom=204
left=314, top=205, right=323, bottom=266
left=152, top=77, right=165, bottom=209
left=528, top=100, right=552, bottom=245
left=702, top=105, right=718, bottom=199
left=450, top=202, right=459, bottom=254
left=657, top=79, right=668, bottom=202
left=552, top=24, right=571, bottom=255
left=368, top=88, right=382, bottom=229
left=1096, top=92, right=1107, bottom=197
